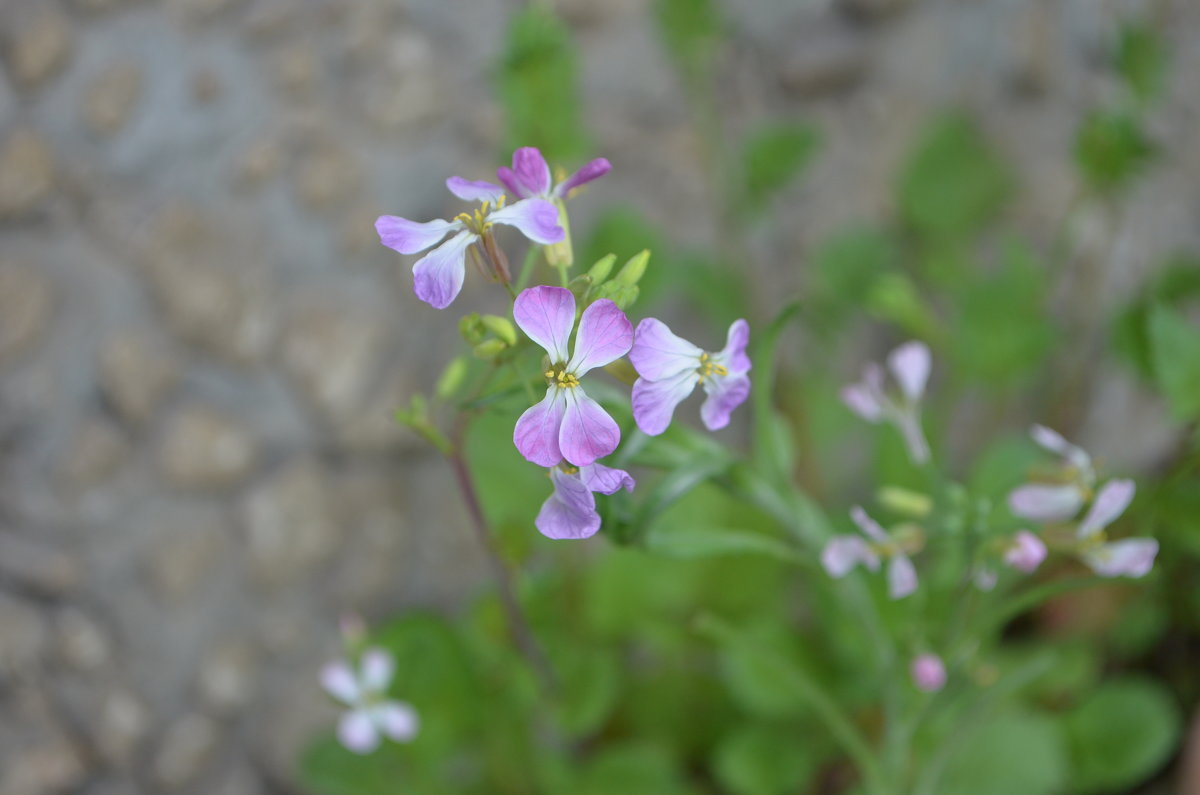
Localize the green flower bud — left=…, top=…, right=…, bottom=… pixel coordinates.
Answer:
left=480, top=315, right=517, bottom=346
left=614, top=249, right=651, bottom=286
left=459, top=313, right=485, bottom=344
left=587, top=253, right=617, bottom=284
left=877, top=486, right=933, bottom=519
left=435, top=356, right=469, bottom=400
left=473, top=339, right=508, bottom=359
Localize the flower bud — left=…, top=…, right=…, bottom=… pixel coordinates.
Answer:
left=910, top=654, right=946, bottom=692
left=480, top=315, right=517, bottom=346
left=435, top=356, right=469, bottom=400
left=877, top=486, right=933, bottom=519
left=473, top=339, right=508, bottom=359
left=614, top=249, right=650, bottom=286
left=459, top=313, right=486, bottom=344
left=587, top=253, right=616, bottom=283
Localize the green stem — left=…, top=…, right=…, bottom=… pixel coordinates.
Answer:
left=515, top=245, right=542, bottom=291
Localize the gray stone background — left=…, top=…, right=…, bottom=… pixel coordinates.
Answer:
left=0, top=0, right=1196, bottom=792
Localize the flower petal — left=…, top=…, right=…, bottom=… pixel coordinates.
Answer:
left=445, top=176, right=505, bottom=203
left=339, top=709, right=381, bottom=754
left=700, top=373, right=750, bottom=431
left=887, top=341, right=931, bottom=403
left=514, top=285, right=576, bottom=362
left=849, top=506, right=889, bottom=544
left=536, top=468, right=600, bottom=540
left=1003, top=530, right=1047, bottom=573
left=359, top=648, right=394, bottom=694
left=631, top=370, right=698, bottom=436
left=375, top=216, right=458, bottom=255
left=1077, top=478, right=1135, bottom=539
left=556, top=157, right=611, bottom=197
left=495, top=167, right=527, bottom=199
left=720, top=319, right=751, bottom=374
left=490, top=198, right=565, bottom=244
left=580, top=463, right=635, bottom=495
left=514, top=389, right=567, bottom=467
left=888, top=555, right=918, bottom=599
left=568, top=299, right=633, bottom=375
left=910, top=654, right=946, bottom=692
left=628, top=318, right=702, bottom=381
left=412, top=230, right=476, bottom=309
left=559, top=389, right=621, bottom=467
left=371, top=702, right=419, bottom=743
left=320, top=661, right=360, bottom=705
left=820, top=535, right=879, bottom=577
left=510, top=147, right=552, bottom=197
left=1031, top=424, right=1093, bottom=474
left=1083, top=538, right=1158, bottom=578
left=841, top=382, right=884, bottom=422
left=1007, top=483, right=1086, bottom=522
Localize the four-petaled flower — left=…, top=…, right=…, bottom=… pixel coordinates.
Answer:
left=497, top=146, right=611, bottom=202
left=821, top=506, right=918, bottom=600
left=320, top=648, right=418, bottom=754
left=537, top=462, right=635, bottom=540
left=842, top=341, right=932, bottom=464
left=1008, top=425, right=1096, bottom=521
left=628, top=318, right=751, bottom=435
left=1074, top=479, right=1157, bottom=578
left=513, top=286, right=634, bottom=468
left=376, top=178, right=564, bottom=309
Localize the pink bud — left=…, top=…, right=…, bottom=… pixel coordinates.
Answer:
left=910, top=654, right=946, bottom=692
left=1004, top=531, right=1047, bottom=574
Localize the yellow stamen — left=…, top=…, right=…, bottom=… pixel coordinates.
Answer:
left=696, top=352, right=728, bottom=383
left=545, top=363, right=580, bottom=389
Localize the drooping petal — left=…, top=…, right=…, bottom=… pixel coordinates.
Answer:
left=888, top=555, right=918, bottom=599
left=509, top=147, right=552, bottom=197
left=445, top=176, right=505, bottom=204
left=700, top=373, right=750, bottom=431
left=631, top=370, right=698, bottom=436
left=580, top=463, right=635, bottom=495
left=514, top=285, right=575, bottom=362
left=412, top=230, right=476, bottom=309
left=1077, top=478, right=1135, bottom=539
left=514, top=389, right=567, bottom=467
left=489, top=198, right=565, bottom=244
left=1007, top=483, right=1086, bottom=522
left=910, top=654, right=946, bottom=692
left=320, top=661, right=360, bottom=705
left=628, top=318, right=703, bottom=381
left=888, top=341, right=931, bottom=403
left=568, top=299, right=633, bottom=375
left=375, top=216, right=459, bottom=255
left=556, top=157, right=611, bottom=197
left=820, top=535, right=879, bottom=577
left=338, top=709, right=381, bottom=754
left=849, top=506, right=890, bottom=544
left=1083, top=538, right=1158, bottom=578
left=1030, top=424, right=1093, bottom=474
left=359, top=648, right=394, bottom=694
left=536, top=468, right=600, bottom=540
left=1004, top=530, right=1047, bottom=573
left=720, top=319, right=752, bottom=374
left=371, top=702, right=419, bottom=743
left=559, top=389, right=621, bottom=467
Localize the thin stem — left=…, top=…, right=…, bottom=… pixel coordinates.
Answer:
left=515, top=245, right=541, bottom=292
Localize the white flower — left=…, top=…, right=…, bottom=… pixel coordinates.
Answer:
left=320, top=648, right=418, bottom=754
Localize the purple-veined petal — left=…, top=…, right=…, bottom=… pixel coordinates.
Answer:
left=841, top=382, right=884, bottom=422
left=556, top=157, right=611, bottom=197
left=720, top=319, right=751, bottom=374
left=412, top=230, right=476, bottom=309
left=568, top=299, right=633, bottom=375
left=339, top=709, right=381, bottom=754
left=445, top=177, right=505, bottom=204
left=510, top=147, right=552, bottom=197
left=910, top=654, right=946, bottom=692
left=580, top=463, right=635, bottom=495
left=700, top=373, right=751, bottom=431
left=888, top=555, right=918, bottom=599
left=559, top=389, right=621, bottom=467
left=490, top=198, right=565, bottom=245
left=375, top=216, right=459, bottom=255
left=820, top=535, right=879, bottom=577
left=850, top=506, right=890, bottom=544
left=1004, top=530, right=1047, bottom=573
left=1008, top=483, right=1086, bottom=522
left=496, top=167, right=528, bottom=199
left=536, top=468, right=600, bottom=540
left=631, top=370, right=698, bottom=436
left=514, top=389, right=567, bottom=467
left=1083, top=538, right=1157, bottom=578
left=359, top=648, right=394, bottom=694
left=1077, top=478, right=1135, bottom=539
left=320, top=661, right=360, bottom=705
left=628, top=318, right=702, bottom=381
left=1031, top=424, right=1093, bottom=474
left=371, top=701, right=419, bottom=743
left=514, top=285, right=575, bottom=362
left=888, top=341, right=931, bottom=403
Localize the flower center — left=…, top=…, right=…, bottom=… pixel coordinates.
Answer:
left=454, top=196, right=507, bottom=235
left=544, top=363, right=581, bottom=389
left=696, top=352, right=728, bottom=383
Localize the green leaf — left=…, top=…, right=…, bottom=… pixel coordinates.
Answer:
left=550, top=644, right=623, bottom=736
left=936, top=710, right=1069, bottom=795
left=1113, top=256, right=1200, bottom=380
left=750, top=303, right=801, bottom=488
left=653, top=0, right=722, bottom=74
left=1148, top=303, right=1200, bottom=420
left=1116, top=23, right=1167, bottom=104
left=298, top=737, right=407, bottom=795
left=576, top=742, right=693, bottom=795
left=1064, top=677, right=1182, bottom=792
left=645, top=523, right=804, bottom=564
left=809, top=226, right=896, bottom=331
left=713, top=723, right=818, bottom=795
left=1074, top=110, right=1154, bottom=194
left=741, top=123, right=820, bottom=213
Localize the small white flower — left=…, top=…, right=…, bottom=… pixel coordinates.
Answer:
left=320, top=648, right=418, bottom=754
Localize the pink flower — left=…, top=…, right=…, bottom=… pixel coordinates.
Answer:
left=1003, top=530, right=1047, bottom=573
left=536, top=462, right=635, bottom=540
left=320, top=648, right=418, bottom=754
left=820, top=507, right=918, bottom=600
left=1007, top=425, right=1095, bottom=522
left=628, top=318, right=751, bottom=435
left=1075, top=479, right=1157, bottom=578
left=842, top=341, right=931, bottom=464
left=910, top=654, right=946, bottom=692
left=496, top=147, right=611, bottom=201
left=513, top=286, right=634, bottom=468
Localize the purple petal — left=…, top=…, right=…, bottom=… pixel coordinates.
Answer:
left=1031, top=424, right=1093, bottom=473
left=720, top=319, right=752, bottom=374
left=556, top=157, right=611, bottom=197
left=580, top=463, right=635, bottom=495
left=1008, top=483, right=1086, bottom=522
left=320, top=661, right=360, bottom=705
left=1083, top=538, right=1158, bottom=578
left=489, top=198, right=565, bottom=245
left=850, top=506, right=890, bottom=544
left=496, top=167, right=529, bottom=199
left=412, top=230, right=476, bottom=309
left=371, top=702, right=419, bottom=743
left=375, top=216, right=459, bottom=255
left=700, top=373, right=750, bottom=431
left=568, top=299, right=634, bottom=375
left=1077, top=479, right=1135, bottom=539
left=510, top=147, right=552, bottom=197
left=445, top=177, right=505, bottom=204
left=841, top=382, right=884, bottom=422
left=820, top=535, right=879, bottom=577
left=910, top=654, right=946, bottom=692
left=1004, top=530, right=1047, bottom=573
left=887, top=341, right=931, bottom=403
left=559, top=389, right=621, bottom=467
left=339, top=709, right=380, bottom=754
left=514, top=285, right=576, bottom=362
left=359, top=648, right=394, bottom=693
left=514, top=389, right=567, bottom=467
left=628, top=318, right=702, bottom=381
left=631, top=370, right=698, bottom=436
left=888, top=555, right=918, bottom=599
left=536, top=468, right=601, bottom=540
